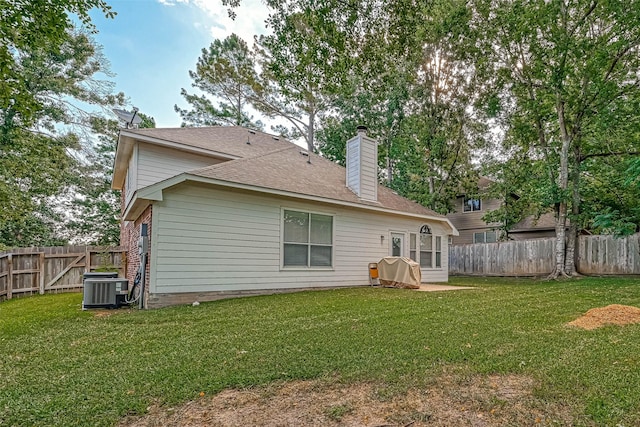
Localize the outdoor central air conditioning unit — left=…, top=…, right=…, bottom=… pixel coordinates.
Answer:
left=82, top=273, right=129, bottom=309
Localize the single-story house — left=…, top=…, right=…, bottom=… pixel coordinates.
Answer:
left=112, top=126, right=458, bottom=308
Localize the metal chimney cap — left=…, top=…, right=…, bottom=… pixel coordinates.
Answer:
left=356, top=125, right=368, bottom=134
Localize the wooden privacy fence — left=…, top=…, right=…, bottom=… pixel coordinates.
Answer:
left=0, top=246, right=126, bottom=301
left=449, top=234, right=640, bottom=276
left=449, top=238, right=556, bottom=276
left=577, top=234, right=640, bottom=275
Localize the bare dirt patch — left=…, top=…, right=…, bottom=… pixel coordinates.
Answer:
left=567, top=304, right=640, bottom=330
left=119, top=372, right=573, bottom=427
left=92, top=309, right=118, bottom=318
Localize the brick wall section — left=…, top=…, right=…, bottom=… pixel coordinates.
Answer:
left=120, top=196, right=152, bottom=307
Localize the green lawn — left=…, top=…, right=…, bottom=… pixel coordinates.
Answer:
left=1, top=277, right=640, bottom=426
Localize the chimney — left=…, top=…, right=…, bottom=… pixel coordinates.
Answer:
left=346, top=126, right=378, bottom=201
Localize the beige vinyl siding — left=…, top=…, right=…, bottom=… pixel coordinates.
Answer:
left=345, top=134, right=377, bottom=201
left=124, top=145, right=138, bottom=207
left=137, top=143, right=223, bottom=190
left=346, top=138, right=360, bottom=195
left=447, top=196, right=502, bottom=245
left=359, top=136, right=377, bottom=201
left=149, top=183, right=449, bottom=294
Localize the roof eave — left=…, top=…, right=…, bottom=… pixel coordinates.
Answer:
left=112, top=132, right=135, bottom=190
left=112, top=129, right=244, bottom=191
left=137, top=173, right=459, bottom=234
left=122, top=184, right=168, bottom=221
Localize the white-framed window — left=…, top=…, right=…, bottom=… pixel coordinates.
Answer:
left=410, top=233, right=417, bottom=261
left=474, top=231, right=497, bottom=243
left=463, top=197, right=481, bottom=212
left=418, top=225, right=442, bottom=269
left=282, top=209, right=333, bottom=268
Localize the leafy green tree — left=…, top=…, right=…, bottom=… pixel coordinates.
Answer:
left=176, top=34, right=263, bottom=129
left=481, top=153, right=556, bottom=239
left=0, top=0, right=115, bottom=127
left=253, top=5, right=353, bottom=152
left=589, top=157, right=640, bottom=236
left=0, top=205, right=68, bottom=249
left=315, top=0, right=482, bottom=212
left=466, top=0, right=640, bottom=276
left=0, top=28, right=125, bottom=247
left=66, top=113, right=155, bottom=246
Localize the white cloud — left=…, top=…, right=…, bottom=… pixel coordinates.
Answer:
left=158, top=0, right=271, bottom=44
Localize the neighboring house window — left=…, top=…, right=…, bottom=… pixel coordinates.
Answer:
left=463, top=197, right=481, bottom=212
left=418, top=225, right=441, bottom=268
left=283, top=210, right=333, bottom=268
left=474, top=231, right=497, bottom=243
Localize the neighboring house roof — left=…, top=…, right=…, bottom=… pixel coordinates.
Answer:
left=510, top=211, right=557, bottom=232
left=477, top=176, right=493, bottom=191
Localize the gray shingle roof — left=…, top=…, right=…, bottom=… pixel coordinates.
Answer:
left=122, top=126, right=292, bottom=158
left=121, top=126, right=449, bottom=221
left=511, top=211, right=557, bottom=231
left=187, top=145, right=445, bottom=218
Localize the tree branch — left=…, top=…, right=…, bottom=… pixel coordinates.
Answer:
left=580, top=151, right=640, bottom=161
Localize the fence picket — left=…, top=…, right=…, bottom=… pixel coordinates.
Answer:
left=7, top=254, right=13, bottom=299
left=39, top=252, right=45, bottom=295
left=450, top=234, right=640, bottom=276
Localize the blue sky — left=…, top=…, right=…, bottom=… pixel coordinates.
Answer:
left=89, top=0, right=270, bottom=128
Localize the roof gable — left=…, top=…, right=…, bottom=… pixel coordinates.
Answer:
left=113, top=126, right=296, bottom=190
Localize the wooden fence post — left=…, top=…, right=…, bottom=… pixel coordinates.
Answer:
left=7, top=253, right=12, bottom=300
left=85, top=247, right=91, bottom=275
left=39, top=252, right=45, bottom=295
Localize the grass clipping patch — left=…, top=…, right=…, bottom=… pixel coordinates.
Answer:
left=120, top=373, right=572, bottom=427
left=568, top=304, right=640, bottom=330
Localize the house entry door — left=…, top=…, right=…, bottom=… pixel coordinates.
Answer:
left=391, top=233, right=404, bottom=257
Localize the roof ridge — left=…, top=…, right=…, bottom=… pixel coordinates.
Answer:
left=125, top=125, right=290, bottom=141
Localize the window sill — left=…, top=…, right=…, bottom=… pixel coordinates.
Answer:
left=280, top=266, right=335, bottom=272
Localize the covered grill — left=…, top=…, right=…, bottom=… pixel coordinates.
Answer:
left=377, top=256, right=421, bottom=289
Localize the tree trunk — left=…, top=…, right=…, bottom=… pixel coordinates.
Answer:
left=236, top=87, right=242, bottom=126
left=564, top=146, right=582, bottom=276
left=307, top=110, right=315, bottom=153
left=565, top=223, right=578, bottom=275
left=553, top=203, right=568, bottom=278
left=550, top=98, right=571, bottom=278
left=386, top=133, right=393, bottom=183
